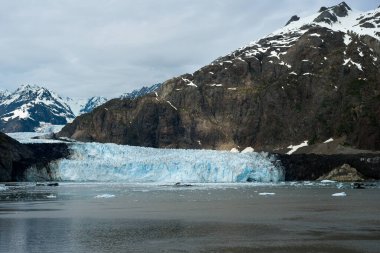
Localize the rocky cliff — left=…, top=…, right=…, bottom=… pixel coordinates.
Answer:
left=58, top=2, right=380, bottom=152
left=276, top=153, right=380, bottom=181
left=0, top=132, right=69, bottom=181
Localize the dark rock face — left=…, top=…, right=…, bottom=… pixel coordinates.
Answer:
left=0, top=132, right=33, bottom=181
left=276, top=153, right=380, bottom=181
left=331, top=2, right=351, bottom=17
left=285, top=15, right=300, bottom=26
left=314, top=11, right=338, bottom=24
left=314, top=2, right=351, bottom=24
left=0, top=132, right=69, bottom=181
left=58, top=4, right=380, bottom=152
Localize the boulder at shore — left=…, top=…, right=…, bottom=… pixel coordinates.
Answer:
left=317, top=164, right=364, bottom=182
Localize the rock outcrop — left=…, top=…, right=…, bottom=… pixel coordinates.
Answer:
left=0, top=132, right=69, bottom=181
left=276, top=153, right=380, bottom=181
left=317, top=163, right=364, bottom=181
left=58, top=3, right=380, bottom=152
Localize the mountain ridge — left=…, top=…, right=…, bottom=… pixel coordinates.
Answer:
left=58, top=2, right=380, bottom=152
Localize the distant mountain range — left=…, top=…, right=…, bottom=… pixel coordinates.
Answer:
left=0, top=85, right=107, bottom=132
left=58, top=2, right=380, bottom=152
left=120, top=83, right=162, bottom=100
left=0, top=83, right=163, bottom=133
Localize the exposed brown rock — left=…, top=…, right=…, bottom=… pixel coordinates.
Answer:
left=317, top=163, right=364, bottom=182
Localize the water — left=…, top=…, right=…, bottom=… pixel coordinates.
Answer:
left=1, top=182, right=380, bottom=253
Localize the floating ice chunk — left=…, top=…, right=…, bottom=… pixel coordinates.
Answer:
left=332, top=192, right=347, bottom=197
left=241, top=147, right=254, bottom=153
left=259, top=192, right=276, bottom=196
left=95, top=194, right=116, bottom=199
left=321, top=180, right=336, bottom=183
left=323, top=138, right=334, bottom=143
left=0, top=185, right=7, bottom=191
left=287, top=141, right=308, bottom=155
left=46, top=194, right=57, bottom=199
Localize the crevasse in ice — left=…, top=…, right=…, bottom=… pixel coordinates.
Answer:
left=57, top=143, right=284, bottom=183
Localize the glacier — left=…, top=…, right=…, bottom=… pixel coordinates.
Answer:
left=57, top=143, right=284, bottom=183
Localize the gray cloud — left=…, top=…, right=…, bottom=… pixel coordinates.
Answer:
left=0, top=0, right=377, bottom=98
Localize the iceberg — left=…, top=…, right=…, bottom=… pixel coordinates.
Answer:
left=332, top=192, right=347, bottom=197
left=94, top=194, right=116, bottom=199
left=57, top=143, right=284, bottom=183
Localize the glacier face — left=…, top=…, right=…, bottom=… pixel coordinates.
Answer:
left=57, top=143, right=284, bottom=183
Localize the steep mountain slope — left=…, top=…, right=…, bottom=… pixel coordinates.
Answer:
left=58, top=2, right=380, bottom=151
left=0, top=85, right=108, bottom=132
left=120, top=83, right=162, bottom=100
left=0, top=89, right=10, bottom=100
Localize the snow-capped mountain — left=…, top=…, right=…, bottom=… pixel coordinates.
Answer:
left=65, top=96, right=108, bottom=115
left=0, top=85, right=75, bottom=132
left=0, top=89, right=10, bottom=100
left=59, top=2, right=380, bottom=152
left=219, top=2, right=379, bottom=67
left=0, top=85, right=108, bottom=133
left=121, top=83, right=162, bottom=99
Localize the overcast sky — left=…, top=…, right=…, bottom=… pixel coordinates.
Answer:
left=0, top=0, right=378, bottom=98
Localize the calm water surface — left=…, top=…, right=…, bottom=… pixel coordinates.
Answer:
left=0, top=182, right=380, bottom=253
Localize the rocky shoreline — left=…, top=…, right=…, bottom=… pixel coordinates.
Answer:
left=1, top=132, right=379, bottom=182
left=275, top=153, right=380, bottom=181
left=0, top=132, right=70, bottom=181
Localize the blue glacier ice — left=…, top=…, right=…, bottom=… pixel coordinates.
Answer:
left=56, top=143, right=284, bottom=183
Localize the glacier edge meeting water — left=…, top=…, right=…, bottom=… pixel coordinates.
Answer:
left=51, top=143, right=284, bottom=183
